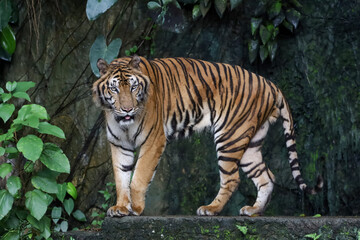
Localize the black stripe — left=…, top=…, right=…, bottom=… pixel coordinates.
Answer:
left=291, top=166, right=300, bottom=171
left=295, top=175, right=304, bottom=184
left=243, top=162, right=263, bottom=175
left=248, top=167, right=267, bottom=179
left=248, top=139, right=263, bottom=148
left=218, top=165, right=239, bottom=175
left=285, top=133, right=295, bottom=141
left=287, top=144, right=296, bottom=152
left=218, top=156, right=238, bottom=162
left=108, top=141, right=134, bottom=153
left=289, top=158, right=299, bottom=168
left=107, top=125, right=119, bottom=140
left=120, top=163, right=134, bottom=172
left=239, top=162, right=252, bottom=168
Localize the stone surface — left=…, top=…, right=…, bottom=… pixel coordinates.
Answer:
left=58, top=216, right=360, bottom=240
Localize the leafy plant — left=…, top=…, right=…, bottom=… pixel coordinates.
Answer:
left=147, top=0, right=243, bottom=21
left=0, top=81, right=86, bottom=239
left=305, top=233, right=322, bottom=240
left=248, top=0, right=302, bottom=63
left=125, top=45, right=138, bottom=57
left=90, top=182, right=115, bottom=228
left=236, top=224, right=248, bottom=235
left=0, top=0, right=17, bottom=61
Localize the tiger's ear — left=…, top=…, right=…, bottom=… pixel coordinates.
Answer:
left=129, top=55, right=141, bottom=70
left=97, top=59, right=109, bottom=76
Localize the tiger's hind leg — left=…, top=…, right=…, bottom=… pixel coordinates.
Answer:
left=239, top=121, right=276, bottom=216
left=196, top=125, right=252, bottom=216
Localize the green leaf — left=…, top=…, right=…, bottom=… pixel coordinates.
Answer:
left=38, top=122, right=65, bottom=139
left=248, top=39, right=259, bottom=64
left=0, top=25, right=16, bottom=55
left=267, top=41, right=278, bottom=61
left=12, top=92, right=31, bottom=101
left=199, top=0, right=211, bottom=17
left=0, top=0, right=12, bottom=31
left=63, top=198, right=74, bottom=216
left=67, top=182, right=77, bottom=200
left=51, top=207, right=62, bottom=224
left=214, top=0, right=226, bottom=18
left=1, top=93, right=12, bottom=102
left=31, top=175, right=58, bottom=194
left=0, top=147, right=4, bottom=156
left=17, top=135, right=43, bottom=162
left=267, top=0, right=281, bottom=19
left=250, top=18, right=262, bottom=36
left=16, top=104, right=49, bottom=122
left=56, top=183, right=67, bottom=202
left=192, top=4, right=201, bottom=20
left=60, top=220, right=68, bottom=232
left=25, top=189, right=53, bottom=220
left=147, top=1, right=161, bottom=10
left=0, top=163, right=12, bottom=178
left=24, top=161, right=34, bottom=173
left=282, top=19, right=293, bottom=32
left=86, top=0, right=118, bottom=21
left=5, top=147, right=17, bottom=153
left=273, top=11, right=285, bottom=27
left=27, top=215, right=51, bottom=239
left=286, top=8, right=301, bottom=29
left=259, top=45, right=268, bottom=63
left=0, top=129, right=14, bottom=142
left=72, top=210, right=86, bottom=222
left=89, top=35, right=122, bottom=77
left=259, top=25, right=271, bottom=45
left=236, top=225, right=248, bottom=235
left=0, top=189, right=14, bottom=220
left=230, top=0, right=242, bottom=11
left=0, top=230, right=19, bottom=240
left=14, top=81, right=35, bottom=93
left=6, top=176, right=21, bottom=196
left=5, top=81, right=17, bottom=92
left=0, top=103, right=15, bottom=123
left=39, top=143, right=70, bottom=173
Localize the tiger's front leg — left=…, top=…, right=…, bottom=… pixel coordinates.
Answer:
left=130, top=131, right=166, bottom=216
left=107, top=144, right=134, bottom=217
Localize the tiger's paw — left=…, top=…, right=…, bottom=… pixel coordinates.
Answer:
left=239, top=206, right=262, bottom=216
left=107, top=205, right=131, bottom=217
left=130, top=203, right=144, bottom=216
left=196, top=205, right=219, bottom=216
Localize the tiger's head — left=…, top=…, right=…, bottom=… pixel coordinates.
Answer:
left=92, top=55, right=149, bottom=126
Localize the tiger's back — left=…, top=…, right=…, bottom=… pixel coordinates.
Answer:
left=92, top=55, right=322, bottom=217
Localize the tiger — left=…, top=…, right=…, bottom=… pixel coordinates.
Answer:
left=92, top=55, right=323, bottom=217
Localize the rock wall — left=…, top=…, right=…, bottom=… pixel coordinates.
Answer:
left=1, top=0, right=359, bottom=220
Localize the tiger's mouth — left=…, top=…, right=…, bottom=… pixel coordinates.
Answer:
left=115, top=114, right=135, bottom=123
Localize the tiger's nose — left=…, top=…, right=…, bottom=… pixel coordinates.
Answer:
left=122, top=107, right=133, bottom=112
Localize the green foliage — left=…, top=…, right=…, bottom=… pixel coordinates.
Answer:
left=0, top=81, right=86, bottom=239
left=0, top=0, right=16, bottom=61
left=125, top=45, right=138, bottom=56
left=236, top=225, right=248, bottom=235
left=305, top=233, right=322, bottom=240
left=89, top=35, right=122, bottom=77
left=91, top=182, right=115, bottom=228
left=86, top=0, right=118, bottom=21
left=248, top=0, right=301, bottom=63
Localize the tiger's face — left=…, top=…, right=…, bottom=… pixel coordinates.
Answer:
left=92, top=56, right=149, bottom=126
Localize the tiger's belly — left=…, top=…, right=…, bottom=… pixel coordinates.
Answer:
left=164, top=106, right=212, bottom=140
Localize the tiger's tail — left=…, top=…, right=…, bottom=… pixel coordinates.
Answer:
left=278, top=91, right=323, bottom=194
